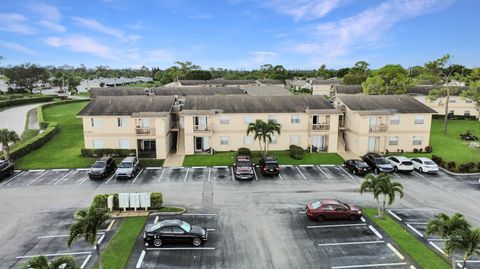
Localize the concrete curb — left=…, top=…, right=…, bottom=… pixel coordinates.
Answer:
left=440, top=167, right=480, bottom=176
left=149, top=207, right=187, bottom=216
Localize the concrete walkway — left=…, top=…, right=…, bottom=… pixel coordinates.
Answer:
left=0, top=102, right=48, bottom=135
left=338, top=151, right=360, bottom=160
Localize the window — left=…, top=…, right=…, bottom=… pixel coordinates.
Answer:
left=290, top=135, right=300, bottom=145
left=465, top=111, right=471, bottom=116
left=448, top=110, right=454, bottom=115
left=414, top=116, right=424, bottom=124
left=244, top=115, right=253, bottom=124
left=449, top=99, right=456, bottom=103
left=389, top=136, right=399, bottom=146
left=92, top=140, right=104, bottom=149
left=244, top=136, right=253, bottom=145
left=268, top=115, right=277, bottom=123
left=291, top=114, right=300, bottom=124
left=466, top=99, right=473, bottom=104
left=413, top=136, right=422, bottom=146
left=270, top=135, right=277, bottom=144
left=220, top=136, right=229, bottom=145
left=390, top=116, right=400, bottom=125
left=220, top=116, right=229, bottom=124
left=91, top=118, right=100, bottom=127
left=119, top=139, right=129, bottom=149
left=117, top=117, right=126, bottom=127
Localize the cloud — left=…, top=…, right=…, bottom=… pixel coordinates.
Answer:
left=147, top=49, right=175, bottom=62
left=44, top=35, right=118, bottom=60
left=38, top=20, right=66, bottom=33
left=30, top=3, right=62, bottom=21
left=0, top=13, right=36, bottom=34
left=0, top=40, right=37, bottom=55
left=264, top=0, right=342, bottom=21
left=71, top=17, right=138, bottom=42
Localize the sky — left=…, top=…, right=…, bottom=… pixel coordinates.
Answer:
left=0, top=0, right=479, bottom=70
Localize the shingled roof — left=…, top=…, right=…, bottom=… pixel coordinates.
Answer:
left=77, top=96, right=175, bottom=116
left=178, top=79, right=256, bottom=86
left=337, top=95, right=437, bottom=114
left=334, top=85, right=363, bottom=94
left=311, top=79, right=341, bottom=85
left=90, top=87, right=246, bottom=98
left=241, top=85, right=292, bottom=96
left=257, top=79, right=284, bottom=85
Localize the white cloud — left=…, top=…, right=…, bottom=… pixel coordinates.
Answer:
left=0, top=40, right=37, bottom=55
left=38, top=20, right=66, bottom=33
left=265, top=0, right=342, bottom=21
left=30, top=3, right=62, bottom=21
left=71, top=17, right=139, bottom=42
left=0, top=13, right=36, bottom=34
left=44, top=35, right=118, bottom=60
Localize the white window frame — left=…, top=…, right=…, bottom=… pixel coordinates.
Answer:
left=413, top=136, right=422, bottom=146
left=243, top=136, right=253, bottom=145
left=390, top=116, right=400, bottom=125
left=92, top=140, right=104, bottom=149
left=291, top=114, right=300, bottom=124
left=220, top=136, right=229, bottom=145
left=290, top=135, right=300, bottom=145
left=119, top=139, right=129, bottom=149
left=464, top=110, right=471, bottom=116
left=91, top=118, right=100, bottom=127
left=220, top=115, right=230, bottom=124
left=244, top=115, right=253, bottom=124
left=117, top=117, right=126, bottom=127
left=414, top=116, right=424, bottom=124
left=466, top=99, right=473, bottom=104
left=389, top=136, right=399, bottom=146
left=268, top=115, right=277, bottom=123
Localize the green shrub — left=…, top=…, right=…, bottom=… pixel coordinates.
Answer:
left=151, top=192, right=163, bottom=209
left=92, top=194, right=110, bottom=209
left=289, top=145, right=304, bottom=160
left=0, top=96, right=54, bottom=109
left=237, top=147, right=251, bottom=157
left=7, top=122, right=58, bottom=160
left=80, top=148, right=136, bottom=157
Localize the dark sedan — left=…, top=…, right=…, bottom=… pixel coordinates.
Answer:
left=344, top=159, right=371, bottom=175
left=362, top=153, right=394, bottom=174
left=88, top=157, right=116, bottom=179
left=259, top=156, right=280, bottom=176
left=143, top=219, right=208, bottom=247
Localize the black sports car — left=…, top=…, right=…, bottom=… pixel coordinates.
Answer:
left=143, top=219, right=208, bottom=247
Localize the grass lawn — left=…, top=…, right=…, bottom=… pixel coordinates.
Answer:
left=183, top=150, right=344, bottom=166
left=95, top=217, right=147, bottom=269
left=15, top=101, right=95, bottom=169
left=364, top=208, right=450, bottom=269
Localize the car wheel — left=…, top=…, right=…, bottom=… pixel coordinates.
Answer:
left=192, top=237, right=202, bottom=247
left=153, top=238, right=162, bottom=247
left=375, top=168, right=380, bottom=174
left=419, top=167, right=423, bottom=173
left=316, top=215, right=325, bottom=222
left=394, top=166, right=398, bottom=172
left=349, top=215, right=358, bottom=221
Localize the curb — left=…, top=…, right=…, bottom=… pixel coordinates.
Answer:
left=149, top=207, right=187, bottom=216
left=440, top=167, right=480, bottom=176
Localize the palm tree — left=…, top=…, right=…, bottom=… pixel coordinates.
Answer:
left=264, top=120, right=281, bottom=155
left=247, top=119, right=267, bottom=155
left=21, top=255, right=77, bottom=269
left=0, top=128, right=20, bottom=160
left=68, top=206, right=110, bottom=269
left=457, top=228, right=480, bottom=269
left=246, top=119, right=281, bottom=156
left=359, top=173, right=383, bottom=216
left=426, top=213, right=472, bottom=269
left=359, top=173, right=404, bottom=217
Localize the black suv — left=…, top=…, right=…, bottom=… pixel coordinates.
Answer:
left=259, top=156, right=280, bottom=176
left=89, top=157, right=116, bottom=179
left=143, top=219, right=208, bottom=247
left=362, top=153, right=394, bottom=174
left=0, top=160, right=14, bottom=180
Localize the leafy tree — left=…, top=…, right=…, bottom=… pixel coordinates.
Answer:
left=350, top=61, right=370, bottom=74
left=362, top=64, right=415, bottom=95
left=3, top=64, right=50, bottom=93
left=342, top=73, right=368, bottom=85
left=461, top=81, right=480, bottom=104
left=68, top=206, right=110, bottom=269
left=336, top=68, right=350, bottom=78
left=185, top=70, right=212, bottom=80
left=317, top=64, right=334, bottom=79
left=359, top=173, right=404, bottom=217
left=246, top=119, right=281, bottom=156
left=0, top=129, right=20, bottom=160
left=21, top=255, right=78, bottom=269
left=264, top=120, right=281, bottom=155
left=362, top=76, right=385, bottom=95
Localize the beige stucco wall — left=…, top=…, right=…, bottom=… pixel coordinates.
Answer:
left=414, top=95, right=479, bottom=118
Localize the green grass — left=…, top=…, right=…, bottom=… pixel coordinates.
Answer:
left=183, top=150, right=344, bottom=166
left=95, top=217, right=147, bottom=269
left=364, top=208, right=450, bottom=269
left=139, top=158, right=164, bottom=167
left=15, top=101, right=95, bottom=169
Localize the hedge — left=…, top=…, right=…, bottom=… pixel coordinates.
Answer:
left=92, top=192, right=163, bottom=210
left=81, top=148, right=136, bottom=157
left=7, top=122, right=58, bottom=160
left=237, top=147, right=251, bottom=157
left=0, top=96, right=55, bottom=109
left=289, top=145, right=304, bottom=160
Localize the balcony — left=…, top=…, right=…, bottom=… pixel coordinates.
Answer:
left=136, top=127, right=155, bottom=136
left=193, top=124, right=212, bottom=132
left=369, top=124, right=388, bottom=133
left=170, top=121, right=179, bottom=130
left=311, top=123, right=330, bottom=131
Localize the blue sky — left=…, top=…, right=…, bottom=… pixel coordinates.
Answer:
left=0, top=0, right=478, bottom=69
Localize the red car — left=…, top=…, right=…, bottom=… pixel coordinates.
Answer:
left=306, top=199, right=362, bottom=221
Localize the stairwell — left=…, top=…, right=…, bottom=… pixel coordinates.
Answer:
left=163, top=129, right=185, bottom=167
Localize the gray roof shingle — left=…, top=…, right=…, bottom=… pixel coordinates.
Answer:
left=77, top=96, right=175, bottom=116
left=241, top=85, right=292, bottom=96
left=90, top=87, right=246, bottom=98
left=337, top=95, right=437, bottom=114
left=334, top=85, right=363, bottom=94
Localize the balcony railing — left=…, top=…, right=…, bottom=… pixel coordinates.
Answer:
left=136, top=127, right=155, bottom=135
left=369, top=124, right=388, bottom=133
left=311, top=123, right=330, bottom=131
left=193, top=124, right=212, bottom=131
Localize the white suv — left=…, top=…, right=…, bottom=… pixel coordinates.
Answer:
left=387, top=156, right=414, bottom=173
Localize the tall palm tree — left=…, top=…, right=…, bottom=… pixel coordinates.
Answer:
left=457, top=228, right=480, bottom=269
left=359, top=173, right=404, bottom=217
left=68, top=206, right=110, bottom=269
left=0, top=128, right=20, bottom=160
left=247, top=119, right=267, bottom=155
left=264, top=120, right=281, bottom=155
left=359, top=173, right=383, bottom=216
left=21, top=255, right=77, bottom=269
left=426, top=213, right=472, bottom=269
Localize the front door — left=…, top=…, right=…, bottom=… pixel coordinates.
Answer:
left=368, top=137, right=377, bottom=152
left=195, top=137, right=203, bottom=152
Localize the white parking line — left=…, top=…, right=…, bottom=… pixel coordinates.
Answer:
left=456, top=260, right=480, bottom=264
left=406, top=223, right=424, bottom=237
left=29, top=169, right=45, bottom=172
left=410, top=266, right=417, bottom=269
left=393, top=173, right=403, bottom=179
left=154, top=216, right=159, bottom=224
left=317, top=240, right=384, bottom=247
left=331, top=262, right=407, bottom=269
left=27, top=170, right=49, bottom=186
left=132, top=168, right=144, bottom=184
left=52, top=168, right=69, bottom=172
left=105, top=174, right=115, bottom=184
left=106, top=219, right=116, bottom=231
left=360, top=217, right=366, bottom=222
left=280, top=164, right=292, bottom=167
left=76, top=168, right=90, bottom=171
left=299, top=164, right=314, bottom=167
left=231, top=167, right=235, bottom=181
left=79, top=176, right=89, bottom=184
left=206, top=228, right=216, bottom=231
left=96, top=234, right=106, bottom=246
left=183, top=213, right=216, bottom=216
left=278, top=173, right=284, bottom=181
left=80, top=254, right=91, bottom=269
left=429, top=241, right=446, bottom=255
left=427, top=238, right=447, bottom=242
left=136, top=250, right=146, bottom=269
left=387, top=243, right=404, bottom=260
left=339, top=166, right=355, bottom=180
left=192, top=166, right=207, bottom=169
left=387, top=210, right=403, bottom=221
left=213, top=166, right=228, bottom=168
left=208, top=167, right=211, bottom=182
left=316, top=165, right=332, bottom=180
left=368, top=225, right=383, bottom=239
left=146, top=167, right=162, bottom=170
left=406, top=222, right=428, bottom=225
left=146, top=247, right=216, bottom=250
left=307, top=223, right=366, bottom=229
left=16, top=251, right=92, bottom=259
left=413, top=171, right=425, bottom=178
left=53, top=170, right=74, bottom=185
left=184, top=168, right=190, bottom=182
left=320, top=164, right=335, bottom=167
left=0, top=171, right=25, bottom=187
left=158, top=168, right=165, bottom=183
left=456, top=263, right=464, bottom=269
left=253, top=167, right=258, bottom=181
left=38, top=232, right=104, bottom=239
left=295, top=166, right=307, bottom=180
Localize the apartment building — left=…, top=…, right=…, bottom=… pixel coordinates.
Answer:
left=335, top=95, right=436, bottom=156
left=310, top=79, right=342, bottom=96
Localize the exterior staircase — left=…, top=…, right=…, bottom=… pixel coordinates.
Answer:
left=163, top=129, right=185, bottom=167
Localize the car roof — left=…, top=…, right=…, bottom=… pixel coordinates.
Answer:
left=348, top=159, right=365, bottom=162
left=236, top=155, right=251, bottom=161
left=158, top=219, right=182, bottom=227
left=121, top=156, right=136, bottom=162
left=417, top=157, right=434, bottom=162
left=98, top=156, right=111, bottom=161
left=262, top=156, right=277, bottom=161
left=320, top=199, right=340, bottom=205
left=366, top=152, right=382, bottom=157
left=389, top=156, right=411, bottom=161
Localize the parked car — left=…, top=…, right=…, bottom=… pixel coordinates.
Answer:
left=259, top=156, right=279, bottom=176
left=0, top=160, right=14, bottom=180
left=89, top=157, right=116, bottom=179
left=233, top=155, right=254, bottom=180
left=115, top=157, right=140, bottom=179
left=344, top=159, right=371, bottom=176
left=411, top=157, right=439, bottom=173
left=306, top=199, right=362, bottom=221
left=362, top=153, right=394, bottom=174
left=386, top=156, right=414, bottom=173
left=143, top=219, right=208, bottom=247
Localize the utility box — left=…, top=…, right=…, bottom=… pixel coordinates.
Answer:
left=119, top=193, right=129, bottom=211
left=130, top=193, right=140, bottom=211
left=107, top=195, right=114, bottom=211
left=140, top=193, right=151, bottom=210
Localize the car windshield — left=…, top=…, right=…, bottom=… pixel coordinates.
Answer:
left=312, top=201, right=321, bottom=209
left=424, top=160, right=436, bottom=165
left=339, top=202, right=350, bottom=209
left=118, top=162, right=132, bottom=168
left=374, top=158, right=389, bottom=165
left=92, top=161, right=106, bottom=168
left=237, top=161, right=251, bottom=167
left=265, top=162, right=278, bottom=167
left=180, top=221, right=191, bottom=232
left=402, top=161, right=413, bottom=165
left=355, top=161, right=368, bottom=167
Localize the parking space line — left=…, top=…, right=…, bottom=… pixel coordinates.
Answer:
left=299, top=164, right=314, bottom=167
left=146, top=247, right=216, bottom=250
left=331, top=262, right=407, bottom=269
left=136, top=250, right=146, bottom=269
left=317, top=240, right=384, bottom=247
left=253, top=167, right=258, bottom=181
left=79, top=176, right=89, bottom=184
left=183, top=213, right=216, bottom=216
left=29, top=169, right=45, bottom=172
left=77, top=168, right=90, bottom=171
left=307, top=223, right=366, bottom=229
left=387, top=210, right=403, bottom=221
left=52, top=168, right=69, bottom=172
left=192, top=166, right=207, bottom=169
left=295, top=166, right=307, bottom=180
left=386, top=243, right=404, bottom=260
left=146, top=167, right=162, bottom=170
left=280, top=164, right=292, bottom=167
left=158, top=168, right=165, bottom=183
left=208, top=167, right=211, bottom=182
left=213, top=166, right=228, bottom=168
left=206, top=228, right=216, bottom=231
left=0, top=171, right=25, bottom=187
left=16, top=251, right=92, bottom=259
left=132, top=168, right=144, bottom=184
left=406, top=222, right=427, bottom=225
left=455, top=260, right=480, bottom=264
left=316, top=165, right=332, bottom=180
left=105, top=174, right=115, bottom=184
left=360, top=217, right=366, bottom=222
left=320, top=164, right=335, bottom=167
left=38, top=232, right=104, bottom=239
left=154, top=216, right=159, bottom=224
left=53, top=170, right=74, bottom=185
left=184, top=168, right=190, bottom=182
left=410, top=266, right=417, bottom=269
left=80, top=254, right=91, bottom=269
left=368, top=225, right=383, bottom=239
left=106, top=219, right=116, bottom=231
left=97, top=234, right=106, bottom=245
left=406, top=223, right=424, bottom=237
left=27, top=170, right=49, bottom=186
left=427, top=238, right=447, bottom=242
left=413, top=171, right=425, bottom=178
left=393, top=173, right=403, bottom=179
left=278, top=173, right=284, bottom=181
left=231, top=167, right=235, bottom=181
left=339, top=166, right=355, bottom=180
left=429, top=241, right=446, bottom=255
